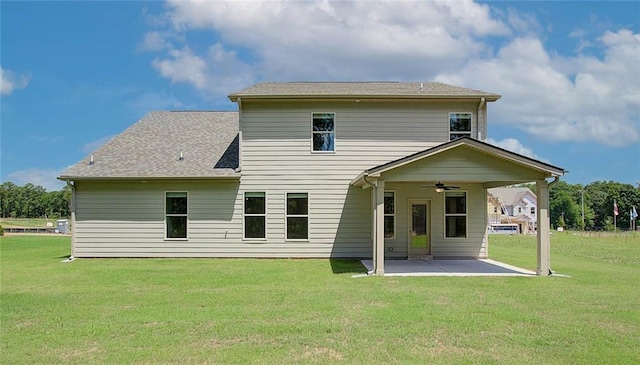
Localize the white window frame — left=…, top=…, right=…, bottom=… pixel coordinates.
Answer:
left=384, top=190, right=396, bottom=240
left=531, top=207, right=536, bottom=215
left=449, top=112, right=473, bottom=141
left=444, top=191, right=467, bottom=239
left=165, top=191, right=188, bottom=240
left=311, top=112, right=336, bottom=153
left=286, top=192, right=309, bottom=241
left=243, top=192, right=267, bottom=240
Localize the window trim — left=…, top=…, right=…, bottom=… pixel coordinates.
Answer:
left=311, top=112, right=336, bottom=154
left=164, top=191, right=188, bottom=241
left=243, top=192, right=267, bottom=240
left=449, top=112, right=473, bottom=141
left=444, top=190, right=467, bottom=239
left=285, top=192, right=309, bottom=241
left=384, top=190, right=396, bottom=240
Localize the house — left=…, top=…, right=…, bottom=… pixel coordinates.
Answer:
left=488, top=187, right=538, bottom=234
left=59, top=82, right=565, bottom=276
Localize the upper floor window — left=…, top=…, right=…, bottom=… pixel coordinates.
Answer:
left=449, top=112, right=472, bottom=140
left=312, top=113, right=335, bottom=152
left=531, top=207, right=536, bottom=215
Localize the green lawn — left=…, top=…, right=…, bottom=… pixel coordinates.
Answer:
left=1, top=233, right=639, bottom=364
left=0, top=218, right=58, bottom=228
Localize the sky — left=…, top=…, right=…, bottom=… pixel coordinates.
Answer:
left=1, top=0, right=639, bottom=191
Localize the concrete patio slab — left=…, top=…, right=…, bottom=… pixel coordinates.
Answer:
left=360, top=259, right=537, bottom=277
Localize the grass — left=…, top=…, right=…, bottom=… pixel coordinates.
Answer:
left=0, top=218, right=60, bottom=228
left=1, top=233, right=639, bottom=364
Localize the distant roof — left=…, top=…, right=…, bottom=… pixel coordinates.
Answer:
left=488, top=187, right=537, bottom=205
left=59, top=111, right=240, bottom=180
left=229, top=82, right=501, bottom=102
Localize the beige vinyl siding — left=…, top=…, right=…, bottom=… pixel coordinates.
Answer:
left=383, top=183, right=487, bottom=259
left=73, top=98, right=491, bottom=258
left=238, top=99, right=480, bottom=257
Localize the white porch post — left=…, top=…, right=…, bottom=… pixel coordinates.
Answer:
left=373, top=179, right=385, bottom=275
left=536, top=179, right=551, bottom=276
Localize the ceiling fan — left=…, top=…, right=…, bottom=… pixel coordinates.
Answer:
left=423, top=181, right=460, bottom=193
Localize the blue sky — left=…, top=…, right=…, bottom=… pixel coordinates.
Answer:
left=1, top=0, right=639, bottom=191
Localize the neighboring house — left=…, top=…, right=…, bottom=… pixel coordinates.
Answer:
left=488, top=187, right=538, bottom=234
left=59, top=82, right=565, bottom=276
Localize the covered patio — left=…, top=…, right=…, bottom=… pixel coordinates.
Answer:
left=360, top=259, right=536, bottom=277
left=351, top=137, right=566, bottom=277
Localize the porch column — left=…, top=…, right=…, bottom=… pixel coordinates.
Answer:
left=536, top=179, right=551, bottom=276
left=373, top=179, right=385, bottom=275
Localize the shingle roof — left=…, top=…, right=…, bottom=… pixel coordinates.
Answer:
left=229, top=82, right=500, bottom=101
left=59, top=111, right=240, bottom=180
left=488, top=188, right=537, bottom=205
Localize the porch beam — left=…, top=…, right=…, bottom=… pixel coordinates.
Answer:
left=373, top=179, right=386, bottom=275
left=536, top=179, right=551, bottom=276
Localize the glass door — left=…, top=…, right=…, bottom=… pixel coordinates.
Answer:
left=408, top=199, right=430, bottom=256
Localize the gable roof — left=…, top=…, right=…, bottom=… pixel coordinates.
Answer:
left=489, top=187, right=537, bottom=206
left=59, top=111, right=240, bottom=181
left=352, top=137, right=565, bottom=187
left=229, top=82, right=501, bottom=102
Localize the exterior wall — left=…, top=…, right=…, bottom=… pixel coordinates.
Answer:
left=73, top=98, right=492, bottom=258
left=384, top=183, right=487, bottom=259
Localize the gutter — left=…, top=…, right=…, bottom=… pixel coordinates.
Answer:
left=477, top=97, right=486, bottom=141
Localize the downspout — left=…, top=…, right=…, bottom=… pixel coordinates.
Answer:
left=547, top=176, right=560, bottom=188
left=236, top=97, right=243, bottom=173
left=477, top=97, right=486, bottom=141
left=66, top=181, right=76, bottom=260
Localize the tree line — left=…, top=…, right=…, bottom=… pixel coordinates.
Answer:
left=0, top=182, right=71, bottom=219
left=521, top=180, right=640, bottom=231
left=1, top=180, right=638, bottom=231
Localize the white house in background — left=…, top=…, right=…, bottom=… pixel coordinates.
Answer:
left=488, top=187, right=538, bottom=234
left=59, top=82, right=565, bottom=276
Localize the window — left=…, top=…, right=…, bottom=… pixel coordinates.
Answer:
left=518, top=207, right=522, bottom=214
left=286, top=193, right=308, bottom=240
left=312, top=113, right=335, bottom=152
left=445, top=191, right=466, bottom=238
left=384, top=191, right=395, bottom=239
left=531, top=207, right=536, bottom=215
left=166, top=192, right=187, bottom=239
left=244, top=192, right=266, bottom=239
left=449, top=112, right=472, bottom=140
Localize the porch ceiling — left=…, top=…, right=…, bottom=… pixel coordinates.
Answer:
left=351, top=137, right=565, bottom=188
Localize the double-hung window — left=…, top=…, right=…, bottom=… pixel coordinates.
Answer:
left=384, top=191, right=395, bottom=239
left=312, top=113, right=335, bottom=152
left=244, top=192, right=266, bottom=239
left=445, top=191, right=466, bottom=238
left=286, top=193, right=308, bottom=240
left=165, top=192, right=188, bottom=239
left=449, top=112, right=472, bottom=140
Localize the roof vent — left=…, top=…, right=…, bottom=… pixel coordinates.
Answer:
left=89, top=155, right=94, bottom=165
left=420, top=82, right=424, bottom=91
left=178, top=151, right=184, bottom=161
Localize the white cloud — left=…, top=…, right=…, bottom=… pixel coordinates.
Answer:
left=148, top=0, right=509, bottom=93
left=82, top=136, right=115, bottom=154
left=437, top=29, right=640, bottom=147
left=485, top=137, right=548, bottom=162
left=145, top=1, right=639, bottom=147
left=0, top=67, right=30, bottom=95
left=8, top=168, right=66, bottom=191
